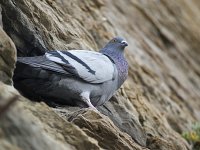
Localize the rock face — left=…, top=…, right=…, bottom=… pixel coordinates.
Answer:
left=0, top=27, right=16, bottom=85
left=0, top=0, right=200, bottom=150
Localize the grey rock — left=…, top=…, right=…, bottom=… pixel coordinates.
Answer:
left=98, top=95, right=147, bottom=147
left=1, top=0, right=47, bottom=56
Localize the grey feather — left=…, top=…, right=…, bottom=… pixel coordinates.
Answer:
left=45, top=50, right=115, bottom=83
left=17, top=56, right=72, bottom=75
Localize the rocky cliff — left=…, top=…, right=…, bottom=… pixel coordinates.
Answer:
left=0, top=0, right=200, bottom=150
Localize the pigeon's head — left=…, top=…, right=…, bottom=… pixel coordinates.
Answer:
left=100, top=37, right=128, bottom=58
left=107, top=37, right=128, bottom=49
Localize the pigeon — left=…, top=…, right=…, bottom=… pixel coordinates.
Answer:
left=13, top=37, right=128, bottom=109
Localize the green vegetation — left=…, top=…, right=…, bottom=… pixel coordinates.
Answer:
left=182, top=122, right=200, bottom=150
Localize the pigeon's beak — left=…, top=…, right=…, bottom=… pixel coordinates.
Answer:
left=121, top=40, right=128, bottom=47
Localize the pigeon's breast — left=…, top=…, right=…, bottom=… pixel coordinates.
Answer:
left=115, top=59, right=128, bottom=87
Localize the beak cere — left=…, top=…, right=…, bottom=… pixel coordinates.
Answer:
left=121, top=40, right=128, bottom=47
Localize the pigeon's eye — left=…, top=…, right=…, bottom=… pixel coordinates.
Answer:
left=112, top=39, right=117, bottom=43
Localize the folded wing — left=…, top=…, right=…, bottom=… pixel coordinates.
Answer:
left=45, top=50, right=115, bottom=83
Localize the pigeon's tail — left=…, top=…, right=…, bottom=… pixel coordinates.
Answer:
left=17, top=56, right=52, bottom=68
left=13, top=56, right=56, bottom=100
left=16, top=55, right=71, bottom=76
left=14, top=56, right=47, bottom=81
left=13, top=57, right=75, bottom=105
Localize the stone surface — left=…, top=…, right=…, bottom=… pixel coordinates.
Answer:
left=0, top=0, right=200, bottom=150
left=0, top=7, right=2, bottom=27
left=0, top=26, right=16, bottom=85
left=0, top=82, right=71, bottom=150
left=0, top=82, right=101, bottom=150
left=69, top=109, right=147, bottom=150
left=1, top=0, right=97, bottom=56
left=98, top=94, right=147, bottom=147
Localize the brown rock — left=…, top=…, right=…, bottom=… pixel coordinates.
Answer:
left=0, top=0, right=200, bottom=150
left=0, top=139, right=21, bottom=150
left=69, top=109, right=147, bottom=150
left=1, top=0, right=97, bottom=56
left=0, top=82, right=101, bottom=150
left=98, top=95, right=147, bottom=147
left=0, top=7, right=2, bottom=27
left=0, top=27, right=16, bottom=85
